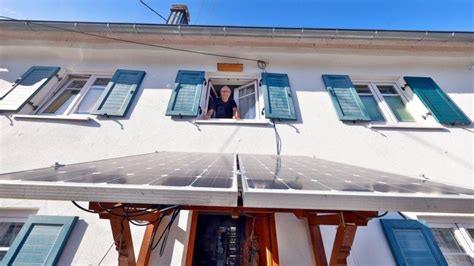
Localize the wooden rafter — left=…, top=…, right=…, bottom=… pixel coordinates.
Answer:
left=329, top=223, right=357, bottom=266
left=304, top=211, right=378, bottom=266
left=87, top=202, right=377, bottom=266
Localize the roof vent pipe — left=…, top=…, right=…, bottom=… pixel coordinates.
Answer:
left=167, top=4, right=190, bottom=25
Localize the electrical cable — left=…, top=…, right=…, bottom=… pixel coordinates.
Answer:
left=150, top=208, right=181, bottom=256
left=398, top=211, right=408, bottom=220
left=351, top=211, right=388, bottom=219
left=271, top=118, right=282, bottom=156
left=71, top=201, right=99, bottom=214
left=0, top=16, right=267, bottom=66
left=139, top=0, right=168, bottom=22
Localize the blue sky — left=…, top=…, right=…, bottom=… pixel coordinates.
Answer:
left=0, top=0, right=472, bottom=31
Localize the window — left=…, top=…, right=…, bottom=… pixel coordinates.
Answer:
left=0, top=222, right=24, bottom=261
left=38, top=75, right=111, bottom=116
left=430, top=224, right=474, bottom=266
left=353, top=81, right=416, bottom=125
left=0, top=210, right=35, bottom=262
left=200, top=76, right=264, bottom=122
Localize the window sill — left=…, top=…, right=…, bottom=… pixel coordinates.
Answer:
left=369, top=123, right=444, bottom=129
left=12, top=114, right=92, bottom=121
left=195, top=119, right=271, bottom=125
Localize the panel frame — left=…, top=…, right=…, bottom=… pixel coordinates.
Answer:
left=239, top=154, right=474, bottom=213
left=0, top=153, right=239, bottom=207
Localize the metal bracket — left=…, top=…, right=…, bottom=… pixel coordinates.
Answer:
left=422, top=112, right=432, bottom=120
left=51, top=162, right=65, bottom=169
left=27, top=101, right=39, bottom=110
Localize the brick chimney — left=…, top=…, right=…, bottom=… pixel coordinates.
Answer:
left=167, top=4, right=190, bottom=25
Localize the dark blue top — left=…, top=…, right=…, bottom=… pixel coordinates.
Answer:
left=209, top=98, right=237, bottom=118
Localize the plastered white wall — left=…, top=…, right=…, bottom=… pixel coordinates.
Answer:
left=0, top=42, right=473, bottom=265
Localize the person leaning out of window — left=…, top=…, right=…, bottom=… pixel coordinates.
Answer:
left=204, top=85, right=240, bottom=119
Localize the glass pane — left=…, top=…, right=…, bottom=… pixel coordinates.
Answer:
left=43, top=89, right=79, bottom=114
left=467, top=228, right=474, bottom=240
left=377, top=85, right=398, bottom=94
left=444, top=255, right=474, bottom=266
left=384, top=96, right=415, bottom=122
left=0, top=222, right=24, bottom=247
left=75, top=87, right=105, bottom=114
left=67, top=79, right=87, bottom=89
left=93, top=78, right=111, bottom=86
left=239, top=94, right=256, bottom=119
left=360, top=96, right=385, bottom=122
left=355, top=85, right=371, bottom=94
left=238, top=86, right=255, bottom=98
left=0, top=250, right=6, bottom=261
left=432, top=228, right=464, bottom=253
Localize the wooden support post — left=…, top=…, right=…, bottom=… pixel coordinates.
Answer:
left=329, top=223, right=357, bottom=266
left=109, top=216, right=136, bottom=266
left=308, top=219, right=327, bottom=266
left=137, top=223, right=158, bottom=266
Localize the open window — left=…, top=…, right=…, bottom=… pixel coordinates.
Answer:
left=202, top=77, right=263, bottom=121
left=166, top=70, right=297, bottom=122
left=37, top=74, right=112, bottom=116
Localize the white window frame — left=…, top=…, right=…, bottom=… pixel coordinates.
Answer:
left=352, top=79, right=441, bottom=129
left=36, top=74, right=112, bottom=118
left=196, top=72, right=269, bottom=124
left=0, top=209, right=37, bottom=259
left=428, top=222, right=474, bottom=264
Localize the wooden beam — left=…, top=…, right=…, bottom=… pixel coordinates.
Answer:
left=269, top=215, right=280, bottom=266
left=137, top=223, right=158, bottom=266
left=308, top=217, right=328, bottom=266
left=329, top=223, right=357, bottom=266
left=109, top=216, right=136, bottom=266
left=185, top=211, right=199, bottom=266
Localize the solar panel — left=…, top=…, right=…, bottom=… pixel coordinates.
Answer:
left=0, top=152, right=238, bottom=207
left=238, top=154, right=474, bottom=213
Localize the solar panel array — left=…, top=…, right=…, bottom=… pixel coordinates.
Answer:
left=239, top=154, right=474, bottom=196
left=0, top=152, right=235, bottom=188
left=0, top=152, right=472, bottom=211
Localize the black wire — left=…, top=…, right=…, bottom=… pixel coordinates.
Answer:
left=151, top=208, right=181, bottom=256
left=0, top=16, right=266, bottom=65
left=71, top=201, right=98, bottom=213
left=351, top=211, right=389, bottom=219
left=272, top=119, right=282, bottom=155
left=139, top=0, right=168, bottom=22
left=398, top=211, right=408, bottom=220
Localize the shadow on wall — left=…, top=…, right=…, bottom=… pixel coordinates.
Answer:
left=149, top=211, right=189, bottom=265
left=57, top=219, right=88, bottom=265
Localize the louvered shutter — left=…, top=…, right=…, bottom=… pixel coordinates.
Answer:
left=0, top=66, right=60, bottom=112
left=322, top=74, right=370, bottom=121
left=2, top=215, right=78, bottom=265
left=404, top=77, right=471, bottom=125
left=380, top=219, right=448, bottom=266
left=261, top=73, right=297, bottom=120
left=91, top=69, right=145, bottom=117
left=165, top=70, right=205, bottom=117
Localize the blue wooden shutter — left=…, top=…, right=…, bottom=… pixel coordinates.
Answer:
left=2, top=215, right=78, bottom=266
left=0, top=66, right=60, bottom=112
left=165, top=70, right=205, bottom=117
left=380, top=219, right=448, bottom=266
left=261, top=73, right=297, bottom=120
left=404, top=77, right=471, bottom=125
left=92, top=69, right=146, bottom=117
left=322, top=74, right=370, bottom=121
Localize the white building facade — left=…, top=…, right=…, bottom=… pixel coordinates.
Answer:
left=0, top=17, right=473, bottom=266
